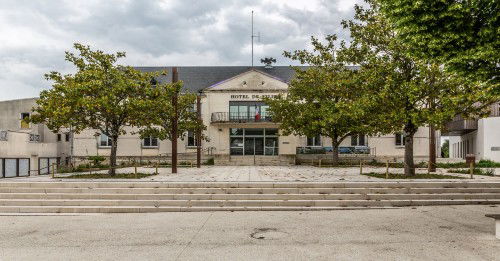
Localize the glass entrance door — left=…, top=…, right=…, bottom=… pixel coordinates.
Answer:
left=244, top=137, right=264, bottom=155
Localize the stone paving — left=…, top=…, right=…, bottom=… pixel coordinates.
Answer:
left=4, top=165, right=500, bottom=182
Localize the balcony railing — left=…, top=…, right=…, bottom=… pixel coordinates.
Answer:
left=29, top=133, right=41, bottom=143
left=211, top=112, right=273, bottom=123
left=444, top=115, right=478, bottom=135
left=0, top=130, right=7, bottom=141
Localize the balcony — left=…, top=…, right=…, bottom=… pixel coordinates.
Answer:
left=444, top=115, right=478, bottom=135
left=211, top=112, right=273, bottom=123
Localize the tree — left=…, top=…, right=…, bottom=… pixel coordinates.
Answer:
left=441, top=139, right=450, bottom=158
left=376, top=0, right=499, bottom=91
left=340, top=1, right=492, bottom=176
left=134, top=75, right=207, bottom=160
left=266, top=35, right=378, bottom=166
left=30, top=43, right=152, bottom=176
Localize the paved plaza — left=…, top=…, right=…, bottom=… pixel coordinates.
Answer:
left=7, top=165, right=499, bottom=182
left=0, top=205, right=498, bottom=260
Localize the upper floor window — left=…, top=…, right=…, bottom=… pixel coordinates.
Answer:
left=229, top=101, right=270, bottom=121
left=20, top=113, right=30, bottom=129
left=351, top=134, right=367, bottom=146
left=57, top=134, right=62, bottom=142
left=187, top=131, right=198, bottom=147
left=143, top=136, right=158, bottom=148
left=395, top=133, right=405, bottom=146
left=307, top=135, right=321, bottom=147
left=99, top=134, right=112, bottom=147
left=65, top=133, right=70, bottom=142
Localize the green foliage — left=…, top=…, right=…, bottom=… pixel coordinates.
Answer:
left=436, top=160, right=500, bottom=169
left=377, top=0, right=499, bottom=92
left=441, top=140, right=450, bottom=158
left=62, top=173, right=157, bottom=179
left=204, top=158, right=215, bottom=165
left=338, top=1, right=492, bottom=175
left=88, top=155, right=105, bottom=166
left=266, top=35, right=377, bottom=165
left=447, top=168, right=495, bottom=176
left=363, top=172, right=464, bottom=179
left=133, top=76, right=208, bottom=145
left=30, top=43, right=155, bottom=175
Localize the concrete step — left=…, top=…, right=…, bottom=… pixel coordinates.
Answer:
left=0, top=199, right=498, bottom=208
left=0, top=187, right=499, bottom=194
left=0, top=181, right=499, bottom=189
left=1, top=193, right=500, bottom=201
left=0, top=206, right=397, bottom=213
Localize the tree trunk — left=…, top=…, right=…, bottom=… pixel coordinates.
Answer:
left=109, top=136, right=118, bottom=176
left=428, top=124, right=436, bottom=172
left=331, top=140, right=339, bottom=166
left=404, top=132, right=415, bottom=176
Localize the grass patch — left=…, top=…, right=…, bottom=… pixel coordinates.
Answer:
left=363, top=172, right=464, bottom=179
left=447, top=168, right=495, bottom=176
left=437, top=160, right=500, bottom=169
left=60, top=173, right=157, bottom=179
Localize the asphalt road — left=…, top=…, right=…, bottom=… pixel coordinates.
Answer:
left=0, top=205, right=498, bottom=260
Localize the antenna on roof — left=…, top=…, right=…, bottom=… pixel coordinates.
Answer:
left=251, top=10, right=261, bottom=68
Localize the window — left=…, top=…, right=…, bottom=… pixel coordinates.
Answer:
left=307, top=135, right=321, bottom=147
left=187, top=131, right=198, bottom=147
left=65, top=133, right=70, bottom=142
left=143, top=136, right=158, bottom=148
left=99, top=134, right=112, bottom=147
left=395, top=133, right=405, bottom=146
left=20, top=113, right=30, bottom=129
left=57, top=134, right=61, bottom=142
left=351, top=134, right=367, bottom=146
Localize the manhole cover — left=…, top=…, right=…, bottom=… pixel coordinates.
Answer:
left=250, top=228, right=288, bottom=240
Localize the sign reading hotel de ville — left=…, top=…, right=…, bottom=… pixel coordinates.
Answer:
left=230, top=94, right=280, bottom=100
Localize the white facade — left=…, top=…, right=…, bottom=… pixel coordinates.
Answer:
left=448, top=114, right=500, bottom=162
left=0, top=68, right=440, bottom=174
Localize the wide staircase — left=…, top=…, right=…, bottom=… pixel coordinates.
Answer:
left=0, top=181, right=499, bottom=213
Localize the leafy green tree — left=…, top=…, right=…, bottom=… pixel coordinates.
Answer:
left=340, top=1, right=492, bottom=175
left=441, top=139, right=450, bottom=158
left=376, top=0, right=499, bottom=91
left=134, top=77, right=207, bottom=155
left=31, top=43, right=152, bottom=176
left=266, top=35, right=378, bottom=165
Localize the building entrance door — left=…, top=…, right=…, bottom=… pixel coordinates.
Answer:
left=244, top=137, right=264, bottom=155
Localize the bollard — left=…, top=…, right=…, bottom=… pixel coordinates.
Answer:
left=319, top=159, right=322, bottom=168
left=386, top=160, right=389, bottom=179
left=134, top=163, right=138, bottom=179
left=470, top=161, right=474, bottom=179
left=360, top=160, right=363, bottom=175
left=51, top=163, right=55, bottom=179
left=311, top=158, right=314, bottom=166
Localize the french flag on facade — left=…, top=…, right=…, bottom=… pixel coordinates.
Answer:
left=255, top=107, right=261, bottom=121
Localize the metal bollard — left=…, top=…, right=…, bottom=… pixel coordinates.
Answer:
left=134, top=163, right=138, bottom=179
left=360, top=160, right=363, bottom=175
left=386, top=160, right=389, bottom=179
left=470, top=161, right=474, bottom=179
left=51, top=163, right=55, bottom=179
left=319, top=159, right=322, bottom=168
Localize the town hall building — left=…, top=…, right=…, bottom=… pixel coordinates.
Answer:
left=0, top=66, right=436, bottom=177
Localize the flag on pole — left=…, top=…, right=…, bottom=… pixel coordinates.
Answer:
left=255, top=106, right=261, bottom=121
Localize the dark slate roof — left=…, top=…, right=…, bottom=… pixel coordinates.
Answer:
left=134, top=66, right=302, bottom=93
left=134, top=66, right=359, bottom=93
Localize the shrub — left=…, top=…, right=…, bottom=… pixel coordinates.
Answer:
left=88, top=156, right=106, bottom=167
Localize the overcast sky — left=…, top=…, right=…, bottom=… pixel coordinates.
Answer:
left=0, top=0, right=363, bottom=101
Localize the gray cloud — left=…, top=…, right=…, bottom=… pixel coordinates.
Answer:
left=0, top=0, right=363, bottom=101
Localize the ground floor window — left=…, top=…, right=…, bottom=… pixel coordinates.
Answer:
left=187, top=131, right=198, bottom=147
left=230, top=128, right=278, bottom=156
left=395, top=133, right=405, bottom=146
left=306, top=135, right=321, bottom=147
left=351, top=134, right=367, bottom=146
left=99, top=134, right=112, bottom=147
left=142, top=136, right=158, bottom=148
